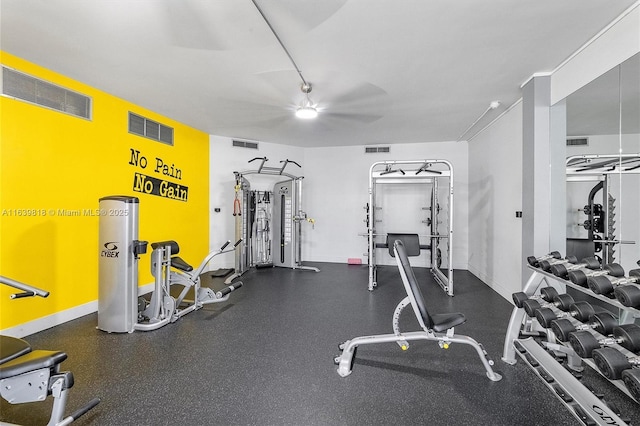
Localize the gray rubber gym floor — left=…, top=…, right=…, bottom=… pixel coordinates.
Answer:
left=2, top=264, right=639, bottom=425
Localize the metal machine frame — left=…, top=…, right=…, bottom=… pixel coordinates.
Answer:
left=502, top=265, right=640, bottom=425
left=226, top=157, right=318, bottom=284
left=335, top=240, right=501, bottom=381
left=367, top=160, right=454, bottom=295
left=1, top=276, right=100, bottom=426
left=566, top=154, right=640, bottom=266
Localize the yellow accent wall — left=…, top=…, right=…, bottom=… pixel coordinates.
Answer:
left=0, top=52, right=209, bottom=331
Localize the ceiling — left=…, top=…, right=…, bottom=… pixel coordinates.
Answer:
left=1, top=0, right=638, bottom=147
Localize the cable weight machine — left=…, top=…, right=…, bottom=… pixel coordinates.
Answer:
left=225, top=157, right=318, bottom=284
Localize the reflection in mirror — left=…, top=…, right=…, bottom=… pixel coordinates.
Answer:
left=565, top=53, right=640, bottom=274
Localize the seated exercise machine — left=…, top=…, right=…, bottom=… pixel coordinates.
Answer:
left=97, top=195, right=243, bottom=333
left=0, top=276, right=100, bottom=426
left=334, top=240, right=502, bottom=381
left=135, top=239, right=243, bottom=331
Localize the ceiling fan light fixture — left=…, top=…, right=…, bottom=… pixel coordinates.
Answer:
left=295, top=105, right=318, bottom=119
left=295, top=83, right=318, bottom=119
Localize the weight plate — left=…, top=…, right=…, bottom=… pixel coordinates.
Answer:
left=522, top=299, right=541, bottom=317
left=568, top=270, right=588, bottom=287
left=613, top=324, right=640, bottom=352
left=554, top=294, right=574, bottom=311
left=622, top=369, right=640, bottom=402
left=550, top=319, right=575, bottom=342
left=568, top=330, right=600, bottom=358
left=604, top=263, right=625, bottom=277
left=590, top=312, right=617, bottom=335
left=614, top=285, right=640, bottom=308
left=571, top=301, right=594, bottom=322
left=540, top=287, right=559, bottom=302
left=588, top=276, right=614, bottom=295
left=592, top=347, right=632, bottom=380
left=534, top=307, right=557, bottom=329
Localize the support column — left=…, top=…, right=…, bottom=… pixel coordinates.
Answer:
left=522, top=75, right=565, bottom=286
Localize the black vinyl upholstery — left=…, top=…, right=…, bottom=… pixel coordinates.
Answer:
left=394, top=240, right=466, bottom=332
left=151, top=240, right=180, bottom=255
left=171, top=256, right=194, bottom=272
left=387, top=233, right=421, bottom=257
left=0, top=335, right=31, bottom=364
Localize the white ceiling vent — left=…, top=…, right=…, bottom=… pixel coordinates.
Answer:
left=2, top=66, right=92, bottom=119
left=567, top=137, right=588, bottom=147
left=232, top=140, right=259, bottom=149
left=365, top=146, right=390, bottom=153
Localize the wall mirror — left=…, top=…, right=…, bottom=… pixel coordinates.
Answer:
left=564, top=52, right=640, bottom=273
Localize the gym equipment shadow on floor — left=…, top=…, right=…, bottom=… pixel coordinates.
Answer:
left=2, top=264, right=638, bottom=425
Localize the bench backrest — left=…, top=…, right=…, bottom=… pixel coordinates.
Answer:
left=393, top=239, right=433, bottom=330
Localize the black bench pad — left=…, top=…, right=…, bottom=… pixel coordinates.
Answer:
left=0, top=350, right=67, bottom=379
left=150, top=240, right=180, bottom=255
left=430, top=313, right=466, bottom=332
left=0, top=335, right=32, bottom=364
left=171, top=256, right=193, bottom=272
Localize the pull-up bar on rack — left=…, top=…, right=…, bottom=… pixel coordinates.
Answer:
left=366, top=160, right=454, bottom=296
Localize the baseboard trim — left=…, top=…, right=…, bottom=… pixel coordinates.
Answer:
left=2, top=281, right=156, bottom=338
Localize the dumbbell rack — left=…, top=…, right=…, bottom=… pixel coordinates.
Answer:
left=503, top=265, right=640, bottom=426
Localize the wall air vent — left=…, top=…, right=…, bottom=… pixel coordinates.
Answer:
left=365, top=146, right=390, bottom=153
left=232, top=140, right=259, bottom=149
left=128, top=112, right=174, bottom=145
left=567, top=137, right=588, bottom=147
left=2, top=66, right=92, bottom=119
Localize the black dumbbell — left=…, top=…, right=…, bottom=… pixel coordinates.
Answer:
left=550, top=312, right=618, bottom=342
left=512, top=287, right=559, bottom=309
left=568, top=324, right=640, bottom=358
left=527, top=251, right=562, bottom=267
left=517, top=293, right=575, bottom=318
left=567, top=263, right=625, bottom=288
left=592, top=347, right=636, bottom=380
left=588, top=269, right=640, bottom=297
left=534, top=301, right=595, bottom=329
left=538, top=256, right=578, bottom=272
left=622, top=369, right=640, bottom=403
left=549, top=256, right=601, bottom=279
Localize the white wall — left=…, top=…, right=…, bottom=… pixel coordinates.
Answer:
left=209, top=135, right=304, bottom=269
left=209, top=137, right=469, bottom=270
left=467, top=102, right=524, bottom=300
left=302, top=142, right=469, bottom=269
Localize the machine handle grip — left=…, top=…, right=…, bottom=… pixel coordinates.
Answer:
left=60, top=398, right=101, bottom=425
left=233, top=239, right=242, bottom=247
left=219, top=282, right=243, bottom=297
left=219, top=240, right=231, bottom=251
left=10, top=291, right=36, bottom=299
left=248, top=157, right=267, bottom=163
left=0, top=276, right=49, bottom=298
left=281, top=159, right=301, bottom=168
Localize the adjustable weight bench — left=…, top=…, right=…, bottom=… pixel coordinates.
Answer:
left=335, top=240, right=502, bottom=381
left=0, top=276, right=100, bottom=426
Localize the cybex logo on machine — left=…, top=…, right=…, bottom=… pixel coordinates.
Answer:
left=101, top=242, right=119, bottom=258
left=278, top=186, right=289, bottom=195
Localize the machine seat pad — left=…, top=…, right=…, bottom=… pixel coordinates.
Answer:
left=171, top=256, right=193, bottom=272
left=0, top=350, right=67, bottom=379
left=387, top=234, right=421, bottom=257
left=430, top=313, right=466, bottom=332
left=150, top=240, right=180, bottom=255
left=0, top=336, right=32, bottom=364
